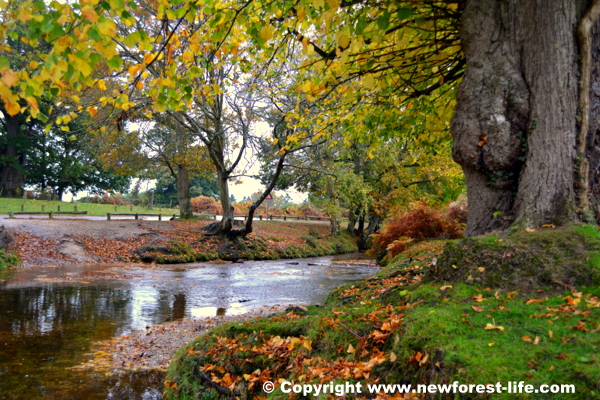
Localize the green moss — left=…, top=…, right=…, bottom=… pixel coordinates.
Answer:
left=428, top=224, right=600, bottom=293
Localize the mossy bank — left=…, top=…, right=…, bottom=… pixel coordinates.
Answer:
left=136, top=230, right=358, bottom=264
left=165, top=225, right=600, bottom=399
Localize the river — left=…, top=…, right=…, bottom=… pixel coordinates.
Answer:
left=0, top=254, right=377, bottom=399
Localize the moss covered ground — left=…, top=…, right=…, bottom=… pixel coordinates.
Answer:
left=165, top=225, right=600, bottom=399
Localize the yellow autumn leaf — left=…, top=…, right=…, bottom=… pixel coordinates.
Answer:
left=1, top=69, right=18, bottom=88
left=144, top=53, right=155, bottom=65
left=484, top=323, right=504, bottom=331
left=363, top=74, right=375, bottom=89
left=57, top=14, right=69, bottom=25
left=25, top=97, right=38, bottom=110
left=81, top=5, right=98, bottom=22
left=302, top=340, right=312, bottom=351
left=97, top=80, right=107, bottom=90
left=89, top=107, right=98, bottom=117
left=301, top=80, right=312, bottom=93
left=338, top=34, right=349, bottom=49
left=347, top=344, right=355, bottom=354
left=259, top=25, right=274, bottom=42
left=525, top=228, right=536, bottom=232
left=5, top=101, right=20, bottom=116
left=99, top=19, right=117, bottom=37
left=136, top=81, right=144, bottom=91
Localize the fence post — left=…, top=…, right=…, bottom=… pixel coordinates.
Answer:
left=42, top=204, right=45, bottom=211
left=107, top=213, right=111, bottom=221
left=158, top=214, right=162, bottom=221
left=57, top=205, right=60, bottom=212
left=8, top=212, right=13, bottom=219
left=74, top=205, right=78, bottom=211
left=135, top=213, right=138, bottom=220
left=21, top=204, right=24, bottom=211
left=49, top=211, right=53, bottom=219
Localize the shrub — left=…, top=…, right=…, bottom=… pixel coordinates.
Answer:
left=371, top=203, right=465, bottom=259
left=191, top=196, right=223, bottom=214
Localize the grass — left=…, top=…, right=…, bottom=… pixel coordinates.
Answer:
left=165, top=228, right=600, bottom=399
left=0, top=198, right=180, bottom=216
left=0, top=249, right=19, bottom=270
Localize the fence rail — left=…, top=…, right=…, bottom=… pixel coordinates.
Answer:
left=8, top=211, right=88, bottom=219
left=107, top=213, right=163, bottom=221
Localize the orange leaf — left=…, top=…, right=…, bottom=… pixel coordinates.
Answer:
left=522, top=335, right=532, bottom=342
left=471, top=306, right=484, bottom=313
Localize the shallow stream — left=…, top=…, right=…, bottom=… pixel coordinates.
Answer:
left=0, top=254, right=376, bottom=399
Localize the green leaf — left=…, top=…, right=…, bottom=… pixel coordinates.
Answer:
left=397, top=8, right=412, bottom=20
left=88, top=27, right=101, bottom=41
left=33, top=1, right=45, bottom=11
left=0, top=56, right=10, bottom=70
left=355, top=17, right=367, bottom=35
left=107, top=56, right=123, bottom=70
left=376, top=12, right=390, bottom=31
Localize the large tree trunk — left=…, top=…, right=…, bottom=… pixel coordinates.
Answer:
left=0, top=111, right=25, bottom=197
left=176, top=164, right=193, bottom=219
left=586, top=11, right=600, bottom=221
left=452, top=0, right=592, bottom=236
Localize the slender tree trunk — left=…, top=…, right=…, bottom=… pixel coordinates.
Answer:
left=358, top=213, right=380, bottom=250
left=176, top=165, right=193, bottom=219
left=357, top=215, right=365, bottom=236
left=148, top=190, right=154, bottom=210
left=346, top=209, right=357, bottom=233
left=0, top=110, right=25, bottom=197
left=452, top=0, right=591, bottom=236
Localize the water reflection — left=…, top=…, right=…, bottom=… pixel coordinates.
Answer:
left=0, top=254, right=376, bottom=399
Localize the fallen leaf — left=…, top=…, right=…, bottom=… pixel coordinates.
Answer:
left=533, top=336, right=540, bottom=345
left=484, top=323, right=504, bottom=331
left=525, top=228, right=536, bottom=232
left=439, top=285, right=452, bottom=291
left=389, top=352, right=397, bottom=362
left=522, top=335, right=532, bottom=342
left=471, top=306, right=484, bottom=313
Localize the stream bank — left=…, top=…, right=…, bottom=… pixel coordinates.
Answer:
left=1, top=219, right=358, bottom=266
left=0, top=253, right=377, bottom=400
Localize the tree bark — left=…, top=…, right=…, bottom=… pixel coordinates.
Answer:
left=452, top=0, right=590, bottom=236
left=176, top=164, right=193, bottom=219
left=0, top=110, right=26, bottom=197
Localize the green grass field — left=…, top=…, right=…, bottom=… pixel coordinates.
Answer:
left=0, top=198, right=180, bottom=216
